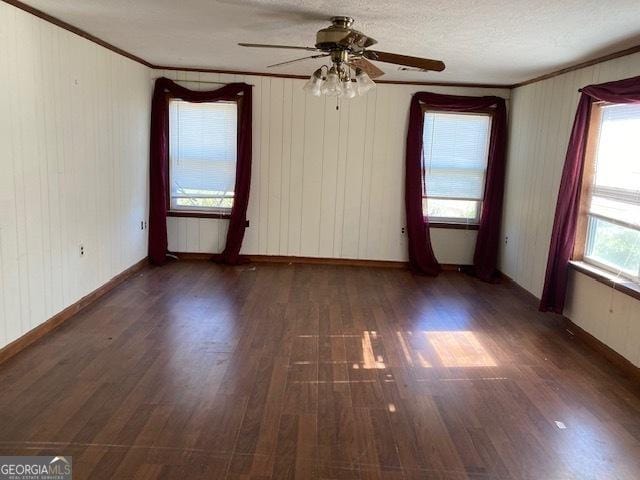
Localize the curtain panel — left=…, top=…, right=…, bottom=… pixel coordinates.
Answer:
left=405, top=92, right=508, bottom=280
left=149, top=77, right=253, bottom=266
left=540, top=75, right=640, bottom=313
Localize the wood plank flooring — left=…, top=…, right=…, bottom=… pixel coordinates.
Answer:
left=0, top=260, right=639, bottom=479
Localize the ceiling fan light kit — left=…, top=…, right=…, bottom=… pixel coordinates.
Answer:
left=303, top=65, right=374, bottom=98
left=240, top=16, right=446, bottom=99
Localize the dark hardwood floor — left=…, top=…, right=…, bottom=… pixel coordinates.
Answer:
left=0, top=261, right=639, bottom=479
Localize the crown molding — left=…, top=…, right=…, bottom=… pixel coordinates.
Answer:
left=512, top=44, right=640, bottom=88
left=153, top=65, right=309, bottom=80
left=152, top=64, right=510, bottom=89
left=2, top=0, right=153, bottom=68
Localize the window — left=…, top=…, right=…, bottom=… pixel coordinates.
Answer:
left=578, top=102, right=640, bottom=282
left=421, top=110, right=492, bottom=224
left=169, top=99, right=237, bottom=213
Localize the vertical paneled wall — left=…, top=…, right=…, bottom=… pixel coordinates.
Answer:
left=0, top=3, right=151, bottom=350
left=501, top=52, right=640, bottom=366
left=154, top=70, right=509, bottom=263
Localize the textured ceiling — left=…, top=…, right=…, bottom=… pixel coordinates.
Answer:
left=21, top=0, right=640, bottom=84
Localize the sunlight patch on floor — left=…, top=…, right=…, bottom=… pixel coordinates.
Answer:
left=426, top=331, right=497, bottom=367
left=361, top=331, right=386, bottom=369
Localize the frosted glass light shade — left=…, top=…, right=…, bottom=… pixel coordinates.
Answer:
left=355, top=69, right=375, bottom=95
left=322, top=71, right=343, bottom=96
left=303, top=70, right=323, bottom=97
left=343, top=80, right=357, bottom=98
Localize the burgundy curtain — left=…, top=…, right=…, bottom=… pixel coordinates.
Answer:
left=149, top=77, right=252, bottom=266
left=540, top=75, right=640, bottom=313
left=406, top=95, right=440, bottom=275
left=405, top=92, right=507, bottom=280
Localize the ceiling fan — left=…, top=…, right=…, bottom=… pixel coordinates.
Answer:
left=239, top=16, right=445, bottom=98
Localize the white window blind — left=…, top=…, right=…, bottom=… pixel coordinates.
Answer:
left=584, top=103, right=640, bottom=280
left=422, top=111, right=492, bottom=222
left=169, top=99, right=237, bottom=211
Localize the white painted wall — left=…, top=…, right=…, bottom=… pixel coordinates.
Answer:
left=155, top=70, right=509, bottom=263
left=0, top=3, right=151, bottom=350
left=501, top=52, right=640, bottom=367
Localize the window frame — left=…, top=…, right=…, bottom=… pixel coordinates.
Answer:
left=420, top=106, right=494, bottom=227
left=166, top=96, right=240, bottom=219
left=573, top=101, right=640, bottom=287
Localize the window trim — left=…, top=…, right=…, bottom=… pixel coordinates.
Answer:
left=573, top=100, right=640, bottom=290
left=166, top=96, right=240, bottom=218
left=420, top=106, right=495, bottom=226
left=569, top=260, right=640, bottom=302
left=167, top=210, right=231, bottom=220
left=428, top=222, right=479, bottom=231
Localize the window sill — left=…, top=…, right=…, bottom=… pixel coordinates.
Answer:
left=167, top=210, right=231, bottom=220
left=569, top=260, right=640, bottom=302
left=427, top=221, right=479, bottom=230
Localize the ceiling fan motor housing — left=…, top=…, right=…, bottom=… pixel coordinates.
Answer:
left=315, top=16, right=375, bottom=53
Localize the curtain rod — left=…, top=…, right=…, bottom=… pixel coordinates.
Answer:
left=175, top=79, right=254, bottom=87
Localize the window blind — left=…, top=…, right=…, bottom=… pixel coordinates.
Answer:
left=422, top=112, right=491, bottom=200
left=169, top=99, right=237, bottom=210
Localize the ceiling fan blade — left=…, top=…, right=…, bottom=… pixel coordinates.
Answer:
left=238, top=43, right=319, bottom=52
left=349, top=58, right=385, bottom=79
left=267, top=54, right=330, bottom=68
left=363, top=50, right=445, bottom=72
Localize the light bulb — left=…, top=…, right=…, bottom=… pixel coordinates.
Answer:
left=355, top=68, right=375, bottom=95
left=321, top=68, right=343, bottom=96
left=303, top=69, right=323, bottom=97
left=343, top=79, right=357, bottom=98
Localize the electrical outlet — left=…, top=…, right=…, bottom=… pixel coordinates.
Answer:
left=79, top=243, right=85, bottom=257
left=140, top=221, right=144, bottom=230
left=401, top=227, right=406, bottom=234
left=504, top=235, right=509, bottom=244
